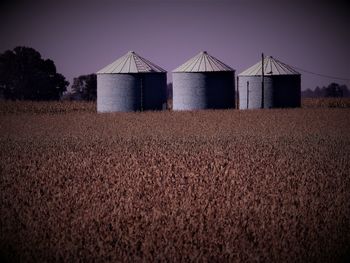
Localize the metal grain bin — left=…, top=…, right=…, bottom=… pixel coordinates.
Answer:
left=97, top=51, right=167, bottom=112
left=238, top=56, right=301, bottom=109
left=172, top=51, right=235, bottom=111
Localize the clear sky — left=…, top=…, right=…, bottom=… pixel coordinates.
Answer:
left=1, top=0, right=349, bottom=90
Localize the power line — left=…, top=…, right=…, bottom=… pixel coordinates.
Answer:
left=290, top=65, right=350, bottom=82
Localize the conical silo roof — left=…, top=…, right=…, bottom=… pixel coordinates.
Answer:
left=239, top=56, right=300, bottom=76
left=173, top=51, right=234, bottom=72
left=97, top=51, right=166, bottom=74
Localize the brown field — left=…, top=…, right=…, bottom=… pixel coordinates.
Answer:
left=302, top=97, right=350, bottom=108
left=0, top=101, right=350, bottom=262
left=0, top=97, right=349, bottom=114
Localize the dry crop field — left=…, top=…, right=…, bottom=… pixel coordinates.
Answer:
left=0, top=101, right=350, bottom=262
left=302, top=98, right=350, bottom=108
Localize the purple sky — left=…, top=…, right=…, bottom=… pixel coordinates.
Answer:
left=1, top=0, right=349, bottom=91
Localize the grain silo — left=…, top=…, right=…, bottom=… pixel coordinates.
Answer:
left=172, top=51, right=235, bottom=110
left=97, top=51, right=167, bottom=112
left=238, top=56, right=301, bottom=109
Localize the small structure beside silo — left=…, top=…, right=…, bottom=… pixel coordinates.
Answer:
left=172, top=51, right=235, bottom=111
left=97, top=51, right=167, bottom=112
left=238, top=56, right=301, bottom=109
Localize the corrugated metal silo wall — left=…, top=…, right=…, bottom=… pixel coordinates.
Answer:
left=173, top=72, right=235, bottom=110
left=273, top=75, right=301, bottom=108
left=238, top=76, right=272, bottom=109
left=238, top=75, right=301, bottom=109
left=97, top=74, right=141, bottom=112
left=142, top=73, right=167, bottom=111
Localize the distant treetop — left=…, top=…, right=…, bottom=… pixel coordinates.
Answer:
left=0, top=46, right=69, bottom=101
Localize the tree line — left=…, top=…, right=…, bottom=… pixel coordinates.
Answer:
left=0, top=46, right=97, bottom=101
left=301, top=84, right=350, bottom=98
left=0, top=46, right=348, bottom=101
left=0, top=47, right=69, bottom=100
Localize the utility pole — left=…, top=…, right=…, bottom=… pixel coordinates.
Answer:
left=261, top=53, right=265, bottom=109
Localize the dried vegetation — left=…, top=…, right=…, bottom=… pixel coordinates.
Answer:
left=0, top=101, right=349, bottom=262
left=302, top=97, right=350, bottom=108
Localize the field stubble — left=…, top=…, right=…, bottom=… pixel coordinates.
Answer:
left=0, top=101, right=350, bottom=262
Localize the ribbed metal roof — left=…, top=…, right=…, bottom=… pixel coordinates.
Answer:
left=239, top=56, right=300, bottom=76
left=173, top=51, right=234, bottom=72
left=97, top=51, right=166, bottom=74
